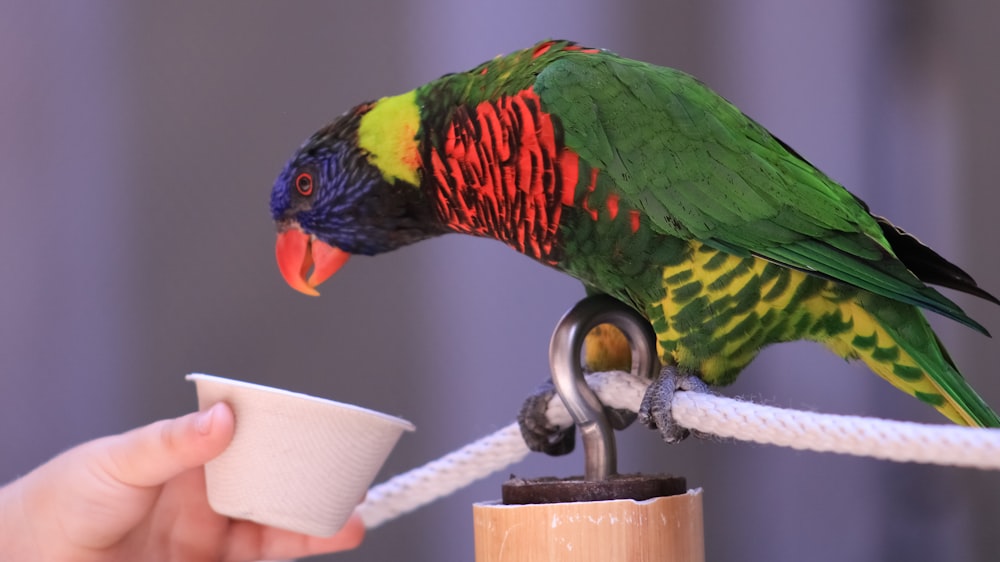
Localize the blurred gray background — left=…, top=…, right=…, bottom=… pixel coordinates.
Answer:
left=3, top=1, right=999, bottom=560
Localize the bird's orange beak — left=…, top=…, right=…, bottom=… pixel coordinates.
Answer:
left=275, top=229, right=351, bottom=296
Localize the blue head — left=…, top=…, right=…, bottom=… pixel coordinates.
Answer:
left=270, top=104, right=441, bottom=295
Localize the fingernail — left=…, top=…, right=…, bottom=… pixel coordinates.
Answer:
left=196, top=403, right=219, bottom=435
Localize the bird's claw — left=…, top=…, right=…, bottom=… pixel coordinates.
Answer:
left=517, top=378, right=638, bottom=456
left=605, top=406, right=639, bottom=431
left=639, top=366, right=710, bottom=444
left=517, top=379, right=576, bottom=455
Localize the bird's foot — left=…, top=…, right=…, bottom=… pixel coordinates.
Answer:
left=638, top=366, right=710, bottom=444
left=518, top=379, right=575, bottom=456
left=517, top=379, right=638, bottom=456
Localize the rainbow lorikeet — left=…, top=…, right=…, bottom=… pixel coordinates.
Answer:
left=270, top=40, right=999, bottom=447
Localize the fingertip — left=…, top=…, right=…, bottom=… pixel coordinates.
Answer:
left=196, top=402, right=235, bottom=459
left=233, top=511, right=366, bottom=560
left=300, top=514, right=365, bottom=555
left=196, top=401, right=234, bottom=436
left=335, top=513, right=366, bottom=551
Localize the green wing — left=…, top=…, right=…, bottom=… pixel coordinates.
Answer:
left=535, top=52, right=987, bottom=333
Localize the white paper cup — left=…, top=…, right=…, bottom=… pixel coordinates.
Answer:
left=186, top=373, right=414, bottom=536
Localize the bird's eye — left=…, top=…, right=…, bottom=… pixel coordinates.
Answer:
left=294, top=172, right=314, bottom=197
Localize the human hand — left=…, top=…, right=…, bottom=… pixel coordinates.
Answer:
left=0, top=402, right=365, bottom=561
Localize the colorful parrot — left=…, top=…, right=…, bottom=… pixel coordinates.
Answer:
left=270, top=40, right=999, bottom=447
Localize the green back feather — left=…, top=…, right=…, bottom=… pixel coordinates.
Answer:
left=531, top=51, right=987, bottom=334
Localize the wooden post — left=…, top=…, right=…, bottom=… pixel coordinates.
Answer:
left=473, top=476, right=704, bottom=562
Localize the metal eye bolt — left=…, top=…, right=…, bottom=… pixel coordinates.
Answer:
left=548, top=294, right=658, bottom=480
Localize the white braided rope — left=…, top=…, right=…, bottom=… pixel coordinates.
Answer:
left=357, top=423, right=529, bottom=528
left=357, top=370, right=1000, bottom=529
left=673, top=392, right=1000, bottom=467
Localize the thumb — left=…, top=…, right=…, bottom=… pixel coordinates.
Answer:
left=99, top=402, right=235, bottom=488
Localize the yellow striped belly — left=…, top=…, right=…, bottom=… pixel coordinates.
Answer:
left=641, top=241, right=962, bottom=423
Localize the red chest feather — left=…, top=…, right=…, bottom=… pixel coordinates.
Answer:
left=425, top=89, right=580, bottom=264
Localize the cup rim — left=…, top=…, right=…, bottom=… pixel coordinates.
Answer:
left=186, top=373, right=415, bottom=431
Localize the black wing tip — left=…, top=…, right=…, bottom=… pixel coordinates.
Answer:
left=874, top=214, right=1000, bottom=306
left=967, top=285, right=1000, bottom=307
